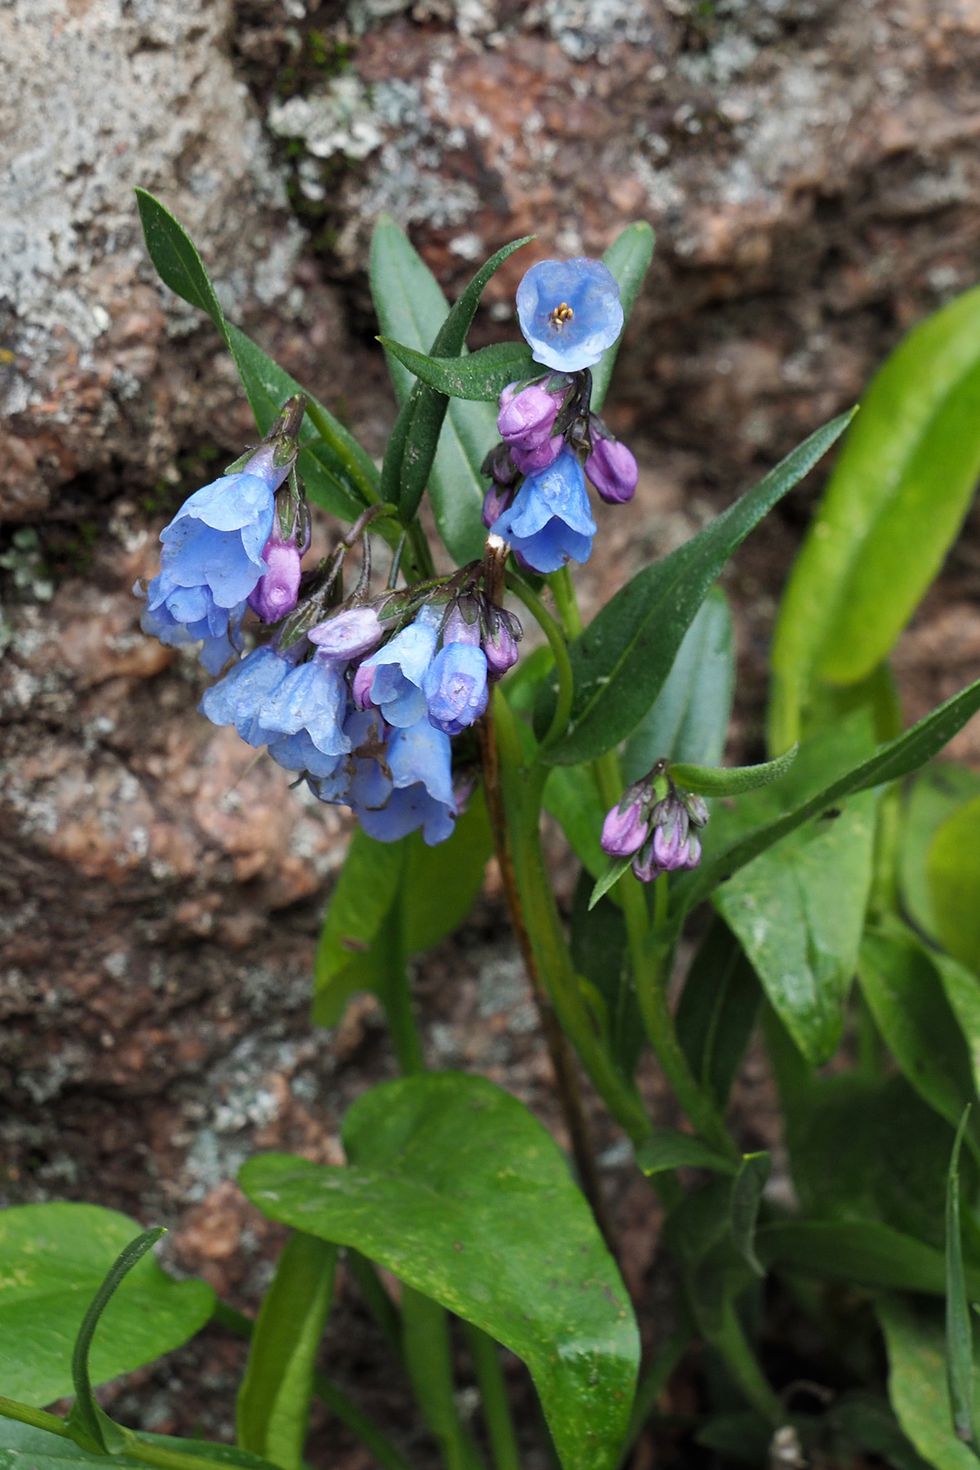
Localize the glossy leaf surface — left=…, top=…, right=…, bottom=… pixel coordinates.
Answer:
left=0, top=1205, right=213, bottom=1406
left=770, top=284, right=980, bottom=746
left=543, top=412, right=853, bottom=766
left=240, top=1073, right=639, bottom=1470
left=378, top=339, right=535, bottom=401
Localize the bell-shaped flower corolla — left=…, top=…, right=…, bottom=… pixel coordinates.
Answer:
left=354, top=604, right=441, bottom=728
left=199, top=646, right=292, bottom=743
left=516, top=258, right=623, bottom=373
left=353, top=717, right=457, bottom=847
left=423, top=642, right=489, bottom=735
left=490, top=450, right=596, bottom=574
left=139, top=445, right=289, bottom=671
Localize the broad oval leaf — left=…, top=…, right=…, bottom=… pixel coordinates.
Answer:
left=928, top=794, right=980, bottom=972
left=770, top=284, right=980, bottom=748
left=0, top=1204, right=214, bottom=1406
left=239, top=1073, right=639, bottom=1470
left=899, top=765, right=980, bottom=942
left=878, top=1297, right=980, bottom=1470
left=543, top=412, right=854, bottom=766
left=377, top=339, right=535, bottom=402
left=622, top=588, right=734, bottom=782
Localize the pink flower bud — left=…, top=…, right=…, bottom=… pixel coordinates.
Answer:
left=586, top=438, right=638, bottom=504
left=497, top=384, right=560, bottom=449
left=248, top=538, right=303, bottom=623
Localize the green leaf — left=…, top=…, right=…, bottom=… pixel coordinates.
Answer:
left=730, top=1154, right=770, bottom=1278
left=770, top=283, right=980, bottom=749
left=377, top=339, right=535, bottom=402
left=936, top=953, right=980, bottom=1100
left=569, top=873, right=639, bottom=1078
left=826, top=1392, right=934, bottom=1470
left=676, top=919, right=760, bottom=1109
left=929, top=795, right=980, bottom=973
left=714, top=787, right=878, bottom=1064
left=544, top=764, right=609, bottom=886
left=369, top=217, right=505, bottom=561
left=634, top=1130, right=736, bottom=1177
left=135, top=189, right=375, bottom=522
left=900, top=765, right=980, bottom=942
left=758, top=1219, right=975, bottom=1296
left=68, top=1230, right=164, bottom=1451
left=588, top=855, right=633, bottom=910
left=0, top=1418, right=276, bottom=1470
left=240, top=1073, right=639, bottom=1470
left=543, top=412, right=854, bottom=766
left=879, top=1297, right=980, bottom=1470
left=684, top=675, right=980, bottom=912
left=622, top=588, right=734, bottom=781
left=0, top=1205, right=213, bottom=1408
left=591, top=223, right=655, bottom=413
left=312, top=832, right=405, bottom=1027
left=858, top=920, right=977, bottom=1128
left=671, top=745, right=798, bottom=798
left=400, top=793, right=493, bottom=954
left=946, top=1109, right=977, bottom=1450
left=237, top=1234, right=337, bottom=1470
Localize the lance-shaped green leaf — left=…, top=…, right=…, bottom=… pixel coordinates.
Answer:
left=377, top=339, right=536, bottom=402
left=682, top=674, right=980, bottom=913
left=758, top=1219, right=980, bottom=1297
left=588, top=855, right=633, bottom=911
left=676, top=919, right=760, bottom=1109
left=541, top=412, right=854, bottom=766
left=590, top=222, right=655, bottom=412
left=0, top=1418, right=278, bottom=1470
left=634, top=1130, right=736, bottom=1177
left=946, top=1109, right=976, bottom=1450
left=135, top=189, right=376, bottom=521
left=370, top=218, right=517, bottom=560
left=858, top=921, right=977, bottom=1130
left=770, top=283, right=980, bottom=750
left=879, top=1297, right=980, bottom=1470
left=729, top=1154, right=770, bottom=1278
left=622, top=588, right=734, bottom=781
left=0, top=1204, right=213, bottom=1407
left=237, top=1234, right=337, bottom=1470
left=671, top=745, right=798, bottom=798
left=240, top=1073, right=639, bottom=1470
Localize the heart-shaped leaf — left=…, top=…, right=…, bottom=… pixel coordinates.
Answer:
left=240, top=1073, right=639, bottom=1470
left=0, top=1205, right=213, bottom=1406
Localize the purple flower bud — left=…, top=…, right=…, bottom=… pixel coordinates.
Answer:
left=586, top=437, right=638, bottom=504
left=497, top=383, right=560, bottom=449
left=483, top=608, right=521, bottom=679
left=631, top=839, right=662, bottom=884
left=442, top=599, right=482, bottom=647
left=351, top=662, right=374, bottom=710
left=248, top=536, right=304, bottom=623
left=651, top=802, right=691, bottom=871
left=601, top=798, right=649, bottom=858
left=309, top=606, right=384, bottom=660
left=511, top=434, right=563, bottom=476
left=482, top=481, right=515, bottom=529
left=683, top=793, right=710, bottom=828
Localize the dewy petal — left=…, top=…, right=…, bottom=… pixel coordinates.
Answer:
left=357, top=608, right=440, bottom=728
left=309, top=606, right=384, bottom=660
left=423, top=644, right=489, bottom=735
left=166, top=473, right=276, bottom=534
left=492, top=450, right=596, bottom=574
left=516, top=258, right=624, bottom=373
left=200, top=647, right=291, bottom=742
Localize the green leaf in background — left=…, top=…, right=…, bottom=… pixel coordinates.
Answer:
left=714, top=787, right=877, bottom=1064
left=237, top=1234, right=337, bottom=1470
left=543, top=412, right=854, bottom=766
left=946, top=1109, right=977, bottom=1451
left=135, top=189, right=375, bottom=521
left=313, top=797, right=492, bottom=1027
left=635, top=1130, right=736, bottom=1177
left=929, top=795, right=980, bottom=973
left=544, top=763, right=609, bottom=885
left=858, top=921, right=977, bottom=1129
left=770, top=283, right=980, bottom=749
left=377, top=339, right=535, bottom=402
left=369, top=216, right=501, bottom=562
left=590, top=222, right=655, bottom=413
left=671, top=745, right=798, bottom=799
left=900, top=765, right=980, bottom=941
left=588, top=855, right=633, bottom=910
left=622, top=588, right=734, bottom=782
left=0, top=1204, right=213, bottom=1407
left=569, top=873, right=640, bottom=1078
left=758, top=1219, right=980, bottom=1297
left=676, top=919, right=760, bottom=1110
left=935, top=952, right=980, bottom=1101
left=730, top=1153, right=770, bottom=1278
left=683, top=675, right=980, bottom=913
left=0, top=1421, right=277, bottom=1470
left=879, top=1297, right=980, bottom=1470
left=240, top=1073, right=639, bottom=1470
left=826, top=1392, right=935, bottom=1470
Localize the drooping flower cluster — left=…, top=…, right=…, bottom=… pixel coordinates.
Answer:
left=601, top=765, right=709, bottom=884
left=482, top=257, right=638, bottom=574
left=136, top=411, right=522, bottom=847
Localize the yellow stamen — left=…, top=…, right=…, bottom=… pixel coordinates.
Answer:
left=549, top=301, right=574, bottom=329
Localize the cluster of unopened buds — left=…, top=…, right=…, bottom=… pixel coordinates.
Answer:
left=601, top=763, right=710, bottom=883
left=134, top=250, right=696, bottom=875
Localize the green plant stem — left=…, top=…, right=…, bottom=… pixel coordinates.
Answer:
left=505, top=574, right=574, bottom=750
left=0, top=1396, right=260, bottom=1470
left=0, top=1398, right=73, bottom=1440
left=378, top=905, right=425, bottom=1076
left=401, top=1287, right=486, bottom=1470
left=463, top=1325, right=521, bottom=1470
